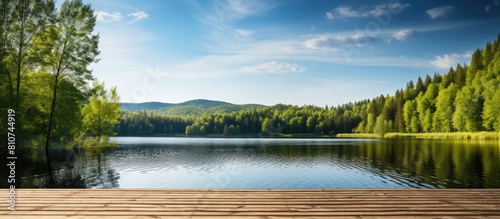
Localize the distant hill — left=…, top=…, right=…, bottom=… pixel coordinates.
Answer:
left=120, top=102, right=174, bottom=112
left=175, top=99, right=231, bottom=108
left=120, top=99, right=267, bottom=116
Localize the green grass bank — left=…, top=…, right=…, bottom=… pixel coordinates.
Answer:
left=337, top=132, right=500, bottom=140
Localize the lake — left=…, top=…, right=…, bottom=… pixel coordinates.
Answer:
left=15, top=137, right=500, bottom=188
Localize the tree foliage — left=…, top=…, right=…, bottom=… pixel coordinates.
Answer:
left=82, top=81, right=120, bottom=137
left=0, top=0, right=109, bottom=184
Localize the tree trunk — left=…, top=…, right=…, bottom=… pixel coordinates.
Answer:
left=44, top=76, right=59, bottom=184
left=6, top=66, right=14, bottom=106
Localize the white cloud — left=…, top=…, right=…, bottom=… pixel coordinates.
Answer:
left=127, top=11, right=149, bottom=23
left=334, top=6, right=362, bottom=18
left=426, top=6, right=453, bottom=19
left=243, top=61, right=306, bottom=73
left=485, top=1, right=499, bottom=11
left=94, top=10, right=149, bottom=24
left=304, top=34, right=375, bottom=51
left=95, top=11, right=123, bottom=23
left=371, top=2, right=410, bottom=15
left=393, top=29, right=416, bottom=41
left=325, top=3, right=409, bottom=20
left=430, top=53, right=470, bottom=69
left=325, top=11, right=334, bottom=20
left=234, top=29, right=254, bottom=37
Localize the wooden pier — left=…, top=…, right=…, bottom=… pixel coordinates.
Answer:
left=1, top=189, right=500, bottom=218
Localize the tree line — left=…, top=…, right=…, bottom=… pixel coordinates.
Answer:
left=116, top=34, right=500, bottom=137
left=116, top=104, right=361, bottom=136
left=0, top=0, right=119, bottom=181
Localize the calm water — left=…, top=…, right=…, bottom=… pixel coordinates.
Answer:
left=14, top=137, right=500, bottom=188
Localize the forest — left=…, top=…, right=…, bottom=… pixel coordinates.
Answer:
left=117, top=34, right=500, bottom=137
left=0, top=0, right=120, bottom=176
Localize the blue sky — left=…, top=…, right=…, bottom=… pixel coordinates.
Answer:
left=82, top=0, right=500, bottom=106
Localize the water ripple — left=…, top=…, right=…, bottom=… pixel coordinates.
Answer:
left=30, top=137, right=500, bottom=188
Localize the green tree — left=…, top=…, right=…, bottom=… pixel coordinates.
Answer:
left=424, top=75, right=432, bottom=89
left=262, top=118, right=274, bottom=134
left=433, top=83, right=458, bottom=132
left=403, top=100, right=418, bottom=133
left=4, top=0, right=53, bottom=106
left=315, top=121, right=324, bottom=135
left=443, top=68, right=455, bottom=88
left=467, top=49, right=483, bottom=85
left=423, top=109, right=433, bottom=133
left=453, top=86, right=482, bottom=132
left=482, top=43, right=493, bottom=68
left=393, top=90, right=405, bottom=132
left=35, top=0, right=99, bottom=179
left=354, top=121, right=365, bottom=133
left=306, top=116, right=316, bottom=133
left=483, top=88, right=500, bottom=131
left=82, top=81, right=120, bottom=137
left=416, top=94, right=429, bottom=132
left=365, top=113, right=375, bottom=133
left=432, top=73, right=443, bottom=84
left=373, top=114, right=390, bottom=137
left=452, top=89, right=467, bottom=132
left=23, top=72, right=85, bottom=141
left=416, top=83, right=438, bottom=132
left=1, top=0, right=54, bottom=143
left=454, top=64, right=466, bottom=87
left=415, top=76, right=424, bottom=94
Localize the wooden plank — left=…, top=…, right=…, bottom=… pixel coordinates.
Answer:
left=5, top=217, right=500, bottom=219
left=12, top=191, right=500, bottom=197
left=13, top=188, right=500, bottom=193
left=1, top=189, right=500, bottom=218
left=8, top=206, right=500, bottom=212
left=5, top=210, right=500, bottom=216
left=4, top=203, right=499, bottom=208
left=9, top=201, right=500, bottom=205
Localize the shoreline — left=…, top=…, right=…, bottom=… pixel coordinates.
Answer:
left=113, top=133, right=337, bottom=138
left=337, top=132, right=500, bottom=140
left=112, top=132, right=500, bottom=140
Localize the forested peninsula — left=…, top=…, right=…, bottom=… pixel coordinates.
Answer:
left=117, top=35, right=500, bottom=139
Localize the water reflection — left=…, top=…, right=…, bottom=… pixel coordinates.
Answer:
left=3, top=137, right=500, bottom=188
left=1, top=147, right=120, bottom=188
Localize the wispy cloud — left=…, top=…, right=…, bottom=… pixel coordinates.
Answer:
left=225, top=0, right=275, bottom=19
left=325, top=11, right=335, bottom=20
left=393, top=29, right=416, bottom=41
left=234, top=29, right=254, bottom=37
left=485, top=1, right=499, bottom=11
left=190, top=0, right=277, bottom=52
left=430, top=52, right=471, bottom=69
left=127, top=11, right=149, bottom=23
left=94, top=10, right=149, bottom=24
left=164, top=1, right=438, bottom=79
left=327, top=6, right=361, bottom=19
left=304, top=34, right=374, bottom=51
left=95, top=11, right=123, bottom=23
left=426, top=6, right=453, bottom=19
left=325, top=3, right=409, bottom=20
left=243, top=61, right=306, bottom=74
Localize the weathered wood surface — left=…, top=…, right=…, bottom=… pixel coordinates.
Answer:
left=1, top=189, right=500, bottom=218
